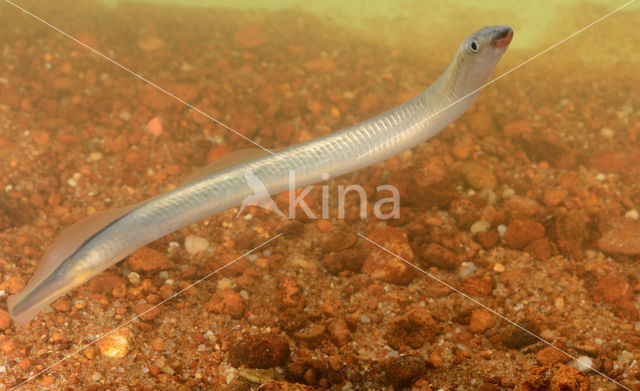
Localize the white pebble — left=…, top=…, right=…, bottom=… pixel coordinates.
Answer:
left=596, top=173, right=606, bottom=181
left=88, top=151, right=103, bottom=161
left=127, top=272, right=140, bottom=285
left=618, top=350, right=633, bottom=365
left=569, top=355, right=593, bottom=372
left=600, top=127, right=615, bottom=139
left=624, top=209, right=639, bottom=221
left=359, top=314, right=371, bottom=324
left=470, top=220, right=491, bottom=235
left=458, top=262, right=478, bottom=278
left=635, top=322, right=640, bottom=332
left=217, top=277, right=234, bottom=290
left=67, top=178, right=77, bottom=187
left=502, top=188, right=516, bottom=199
left=185, top=235, right=209, bottom=255
left=497, top=224, right=507, bottom=238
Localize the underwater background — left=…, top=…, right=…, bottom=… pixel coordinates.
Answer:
left=0, top=0, right=639, bottom=390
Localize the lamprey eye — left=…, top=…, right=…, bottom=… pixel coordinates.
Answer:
left=470, top=39, right=478, bottom=53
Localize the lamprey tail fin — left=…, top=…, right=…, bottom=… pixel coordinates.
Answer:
left=7, top=203, right=140, bottom=325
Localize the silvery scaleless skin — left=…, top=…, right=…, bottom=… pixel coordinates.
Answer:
left=8, top=25, right=513, bottom=325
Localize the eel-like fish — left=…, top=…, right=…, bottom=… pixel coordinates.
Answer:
left=8, top=25, right=513, bottom=325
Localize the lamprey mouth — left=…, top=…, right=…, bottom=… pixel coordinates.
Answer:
left=492, top=27, right=513, bottom=49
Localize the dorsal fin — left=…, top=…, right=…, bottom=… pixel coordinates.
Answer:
left=180, top=148, right=269, bottom=186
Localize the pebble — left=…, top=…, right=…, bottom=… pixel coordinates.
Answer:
left=127, top=247, right=170, bottom=272
left=362, top=226, right=416, bottom=284
left=470, top=220, right=491, bottom=235
left=520, top=364, right=588, bottom=391
left=600, top=126, right=615, bottom=139
left=257, top=381, right=315, bottom=391
left=460, top=162, right=497, bottom=190
left=468, top=309, right=495, bottom=333
left=97, top=328, right=131, bottom=358
left=503, top=219, right=545, bottom=249
left=127, top=271, right=140, bottom=285
left=385, top=355, right=426, bottom=389
left=185, top=235, right=209, bottom=255
left=229, top=334, right=290, bottom=368
left=493, top=263, right=505, bottom=273
left=0, top=309, right=11, bottom=330
left=208, top=289, right=246, bottom=318
left=535, top=346, right=568, bottom=365
left=568, top=356, right=593, bottom=373
left=134, top=303, right=161, bottom=321
left=597, top=216, right=640, bottom=255
left=596, top=275, right=632, bottom=303
left=385, top=307, right=436, bottom=350
left=502, top=120, right=533, bottom=137
left=421, top=243, right=457, bottom=270
left=625, top=208, right=639, bottom=220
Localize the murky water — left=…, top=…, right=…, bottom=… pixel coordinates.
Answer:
left=0, top=1, right=639, bottom=390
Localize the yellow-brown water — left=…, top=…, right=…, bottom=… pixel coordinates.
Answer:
left=0, top=0, right=638, bottom=390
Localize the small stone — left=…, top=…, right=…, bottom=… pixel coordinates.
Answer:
left=493, top=263, right=505, bottom=273
left=523, top=238, right=552, bottom=260
left=127, top=272, right=140, bottom=284
left=17, top=358, right=31, bottom=370
left=151, top=337, right=165, bottom=352
left=470, top=220, right=491, bottom=235
left=596, top=275, right=632, bottom=303
left=292, top=323, right=326, bottom=346
left=461, top=162, right=497, bottom=190
left=97, top=328, right=131, bottom=358
left=597, top=216, right=640, bottom=255
left=0, top=309, right=11, bottom=330
left=503, top=219, right=545, bottom=249
left=53, top=298, right=71, bottom=312
left=208, top=289, right=246, bottom=318
left=327, top=318, right=350, bottom=346
left=362, top=226, right=416, bottom=284
left=625, top=209, right=639, bottom=220
left=460, top=276, right=492, bottom=297
left=428, top=350, right=442, bottom=368
left=536, top=346, right=568, bottom=365
left=386, top=355, right=426, bottom=389
left=600, top=127, right=615, bottom=139
left=541, top=188, right=567, bottom=207
left=569, top=355, right=594, bottom=372
left=503, top=120, right=533, bottom=137
left=257, top=381, right=315, bottom=391
left=128, top=247, right=170, bottom=273
left=421, top=243, right=457, bottom=270
left=520, top=364, right=589, bottom=391
left=466, top=111, right=494, bottom=136
left=134, top=303, right=161, bottom=321
left=84, top=345, right=96, bottom=359
left=275, top=278, right=305, bottom=310
left=468, top=309, right=495, bottom=333
left=185, top=235, right=209, bottom=255
left=385, top=307, right=436, bottom=350
left=229, top=334, right=290, bottom=369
